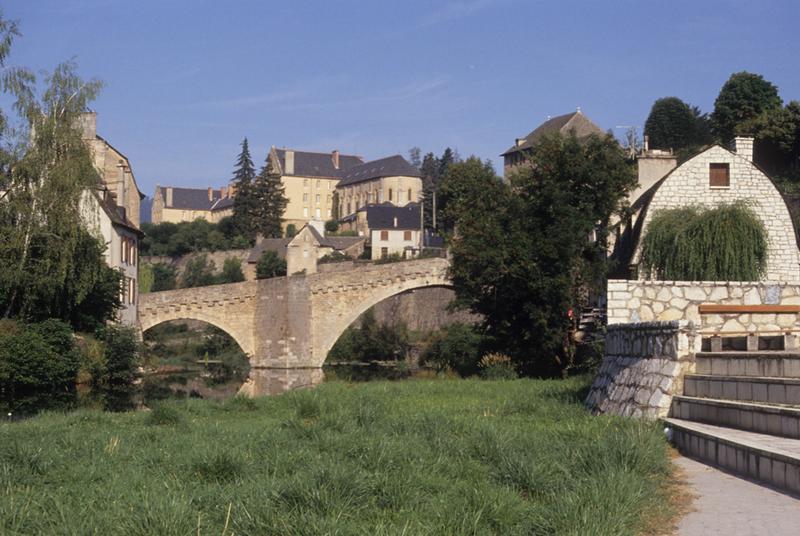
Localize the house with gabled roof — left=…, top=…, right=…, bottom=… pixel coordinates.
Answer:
left=334, top=155, right=422, bottom=219
left=502, top=110, right=604, bottom=177
left=151, top=185, right=235, bottom=224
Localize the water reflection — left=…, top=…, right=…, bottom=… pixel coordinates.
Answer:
left=239, top=367, right=324, bottom=397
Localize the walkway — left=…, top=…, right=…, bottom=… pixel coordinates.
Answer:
left=676, top=456, right=800, bottom=536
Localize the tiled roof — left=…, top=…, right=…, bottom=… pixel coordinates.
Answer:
left=362, top=202, right=421, bottom=230
left=275, top=149, right=363, bottom=178
left=158, top=186, right=229, bottom=211
left=501, top=111, right=604, bottom=156
left=94, top=190, right=144, bottom=237
left=337, top=155, right=421, bottom=187
left=246, top=238, right=291, bottom=263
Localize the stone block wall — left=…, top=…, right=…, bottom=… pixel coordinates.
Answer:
left=608, top=279, right=800, bottom=333
left=586, top=320, right=700, bottom=418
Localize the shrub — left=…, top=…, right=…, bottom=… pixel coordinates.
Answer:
left=97, top=324, right=141, bottom=386
left=285, top=224, right=297, bottom=238
left=324, top=220, right=339, bottom=233
left=256, top=250, right=287, bottom=279
left=478, top=353, right=517, bottom=380
left=146, top=402, right=183, bottom=425
left=375, top=252, right=403, bottom=264
left=319, top=251, right=349, bottom=264
left=328, top=310, right=409, bottom=362
left=151, top=263, right=177, bottom=292
left=0, top=319, right=80, bottom=394
left=640, top=201, right=767, bottom=281
left=421, top=323, right=486, bottom=376
left=218, top=257, right=245, bottom=283
left=180, top=255, right=216, bottom=288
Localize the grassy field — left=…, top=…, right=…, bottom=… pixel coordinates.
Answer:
left=0, top=377, right=678, bottom=535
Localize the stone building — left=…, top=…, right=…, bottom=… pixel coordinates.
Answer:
left=334, top=155, right=422, bottom=218
left=501, top=110, right=604, bottom=178
left=151, top=185, right=235, bottom=224
left=339, top=202, right=423, bottom=260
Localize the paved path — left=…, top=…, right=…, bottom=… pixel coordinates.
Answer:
left=676, top=456, right=800, bottom=536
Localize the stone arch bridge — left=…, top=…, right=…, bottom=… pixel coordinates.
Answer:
left=138, top=258, right=451, bottom=368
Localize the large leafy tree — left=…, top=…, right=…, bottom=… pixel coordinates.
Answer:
left=0, top=19, right=119, bottom=329
left=231, top=137, right=258, bottom=235
left=448, top=134, right=635, bottom=376
left=711, top=71, right=782, bottom=142
left=644, top=97, right=712, bottom=151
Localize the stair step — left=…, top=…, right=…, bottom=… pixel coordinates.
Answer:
left=695, top=352, right=800, bottom=378
left=671, top=396, right=800, bottom=438
left=684, top=374, right=800, bottom=405
left=665, top=418, right=800, bottom=495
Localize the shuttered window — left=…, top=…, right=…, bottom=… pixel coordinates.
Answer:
left=404, top=231, right=412, bottom=241
left=710, top=163, right=730, bottom=187
left=380, top=230, right=389, bottom=241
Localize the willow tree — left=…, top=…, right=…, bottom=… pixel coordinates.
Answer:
left=0, top=52, right=119, bottom=328
left=639, top=202, right=767, bottom=281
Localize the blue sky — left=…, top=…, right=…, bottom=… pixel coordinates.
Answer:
left=3, top=0, right=800, bottom=196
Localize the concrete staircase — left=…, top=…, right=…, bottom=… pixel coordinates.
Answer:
left=665, top=351, right=800, bottom=495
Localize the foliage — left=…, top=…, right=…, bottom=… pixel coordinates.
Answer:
left=0, top=57, right=120, bottom=330
left=437, top=156, right=498, bottom=235
left=0, top=319, right=79, bottom=394
left=324, top=219, right=339, bottom=233
left=640, top=202, right=767, bottom=281
left=255, top=250, right=287, bottom=279
left=711, top=71, right=782, bottom=142
left=285, top=223, right=297, bottom=238
left=180, top=255, right=216, bottom=288
left=138, top=263, right=154, bottom=294
left=448, top=134, right=636, bottom=376
left=420, top=322, right=487, bottom=376
left=644, top=97, right=713, bottom=151
left=140, top=218, right=250, bottom=257
left=374, top=252, right=403, bottom=264
left=150, top=263, right=177, bottom=292
left=231, top=138, right=259, bottom=236
left=219, top=257, right=245, bottom=284
left=328, top=310, right=410, bottom=362
left=247, top=153, right=288, bottom=239
left=95, top=324, right=141, bottom=386
left=416, top=148, right=460, bottom=231
left=0, top=377, right=678, bottom=535
left=478, top=352, right=517, bottom=380
left=318, top=251, right=349, bottom=264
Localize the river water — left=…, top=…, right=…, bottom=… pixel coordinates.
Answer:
left=2, top=363, right=420, bottom=420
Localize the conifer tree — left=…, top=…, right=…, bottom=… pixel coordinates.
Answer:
left=250, top=153, right=288, bottom=239
left=231, top=137, right=258, bottom=235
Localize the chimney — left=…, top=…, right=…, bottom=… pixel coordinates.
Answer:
left=166, top=187, right=173, bottom=207
left=116, top=159, right=126, bottom=207
left=393, top=216, right=398, bottom=228
left=208, top=187, right=213, bottom=201
left=332, top=150, right=340, bottom=170
left=643, top=135, right=649, bottom=152
left=285, top=150, right=295, bottom=175
left=221, top=186, right=228, bottom=199
left=228, top=184, right=236, bottom=197
left=515, top=138, right=526, bottom=147
left=733, top=136, right=754, bottom=162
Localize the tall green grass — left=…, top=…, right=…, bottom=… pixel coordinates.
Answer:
left=0, top=377, right=676, bottom=535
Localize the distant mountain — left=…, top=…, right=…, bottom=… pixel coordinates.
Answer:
left=140, top=196, right=152, bottom=224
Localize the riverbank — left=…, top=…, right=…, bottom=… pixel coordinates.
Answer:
left=0, top=377, right=680, bottom=534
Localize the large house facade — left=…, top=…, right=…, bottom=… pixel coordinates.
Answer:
left=151, top=185, right=235, bottom=224
left=335, top=155, right=422, bottom=218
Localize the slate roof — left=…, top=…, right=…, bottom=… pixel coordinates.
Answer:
left=94, top=190, right=144, bottom=237
left=158, top=186, right=233, bottom=212
left=246, top=238, right=292, bottom=263
left=274, top=149, right=363, bottom=178
left=305, top=225, right=365, bottom=250
left=501, top=111, right=604, bottom=156
left=361, top=202, right=421, bottom=230
left=337, top=155, right=421, bottom=187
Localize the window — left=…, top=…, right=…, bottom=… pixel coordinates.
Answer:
left=710, top=163, right=730, bottom=187
left=315, top=208, right=321, bottom=218
left=303, top=178, right=309, bottom=187
left=327, top=209, right=331, bottom=218
left=380, top=230, right=389, bottom=241
left=408, top=188, right=412, bottom=201
left=381, top=247, right=388, bottom=258
left=303, top=207, right=308, bottom=217
left=404, top=230, right=412, bottom=241
left=129, top=278, right=136, bottom=305
left=303, top=193, right=308, bottom=202
left=315, top=194, right=320, bottom=204
left=388, top=188, right=393, bottom=201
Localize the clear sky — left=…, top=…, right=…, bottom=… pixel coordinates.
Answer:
left=3, top=0, right=800, bottom=196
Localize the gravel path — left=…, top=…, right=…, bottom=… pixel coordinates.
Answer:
left=676, top=456, right=800, bottom=536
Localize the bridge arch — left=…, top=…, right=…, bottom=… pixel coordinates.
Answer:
left=309, top=258, right=452, bottom=366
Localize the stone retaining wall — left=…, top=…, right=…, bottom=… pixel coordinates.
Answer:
left=608, top=279, right=800, bottom=333
left=586, top=320, right=699, bottom=418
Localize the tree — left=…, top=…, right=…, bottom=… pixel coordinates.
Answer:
left=448, top=133, right=636, bottom=376
left=437, top=156, right=497, bottom=234
left=219, top=257, right=245, bottom=283
left=0, top=55, right=119, bottom=329
left=644, top=97, right=703, bottom=151
left=249, top=153, right=288, bottom=239
left=151, top=263, right=177, bottom=291
left=180, top=255, right=216, bottom=288
left=747, top=100, right=800, bottom=183
left=408, top=147, right=422, bottom=169
left=711, top=71, right=782, bottom=142
left=419, top=152, right=439, bottom=230
left=255, top=250, right=287, bottom=279
left=231, top=138, right=259, bottom=235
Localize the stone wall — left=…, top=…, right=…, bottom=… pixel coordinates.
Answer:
left=608, top=279, right=800, bottom=333
left=633, top=145, right=800, bottom=281
left=586, top=320, right=699, bottom=418
left=370, top=286, right=480, bottom=332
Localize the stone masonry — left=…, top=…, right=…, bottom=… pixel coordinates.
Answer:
left=633, top=144, right=800, bottom=282
left=139, top=257, right=451, bottom=368
left=586, top=320, right=700, bottom=418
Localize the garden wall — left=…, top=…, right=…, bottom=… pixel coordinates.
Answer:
left=586, top=320, right=699, bottom=418
left=607, top=279, right=800, bottom=333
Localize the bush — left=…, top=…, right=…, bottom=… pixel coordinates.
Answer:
left=97, top=325, right=141, bottom=386
left=324, top=220, right=339, bottom=233
left=285, top=224, right=297, bottom=238
left=140, top=219, right=251, bottom=257
left=180, top=255, right=216, bottom=288
left=0, top=319, right=80, bottom=394
left=256, top=250, right=287, bottom=279
left=151, top=263, right=177, bottom=292
left=421, top=323, right=487, bottom=376
left=328, top=310, right=410, bottom=362
left=478, top=353, right=517, bottom=380
left=319, top=251, right=349, bottom=264
left=219, top=257, right=245, bottom=283
left=375, top=252, right=403, bottom=264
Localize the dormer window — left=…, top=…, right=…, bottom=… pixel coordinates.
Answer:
left=710, top=163, right=730, bottom=188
